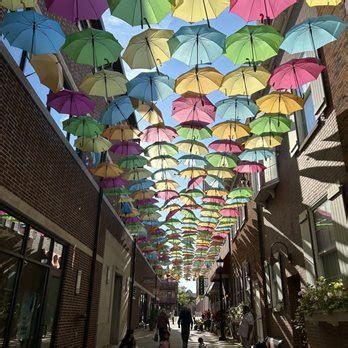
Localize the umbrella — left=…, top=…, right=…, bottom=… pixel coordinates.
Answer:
left=179, top=154, right=208, bottom=167
left=239, top=148, right=273, bottom=161
left=172, top=95, right=215, bottom=124
left=100, top=96, right=134, bottom=125
left=156, top=180, right=180, bottom=190
left=203, top=196, right=225, bottom=204
left=1, top=10, right=65, bottom=57
left=131, top=99, right=164, bottom=125
left=80, top=70, right=128, bottom=98
left=152, top=168, right=179, bottom=180
left=129, top=179, right=154, bottom=191
left=256, top=92, right=304, bottom=115
left=220, top=66, right=270, bottom=96
left=205, top=188, right=228, bottom=197
left=141, top=124, right=178, bottom=143
left=108, top=0, right=171, bottom=28
left=250, top=115, right=293, bottom=135
left=168, top=24, right=226, bottom=66
left=216, top=96, right=258, bottom=122
left=123, top=28, right=173, bottom=71
left=206, top=153, right=238, bottom=168
left=205, top=175, right=226, bottom=188
left=103, top=124, right=141, bottom=141
left=63, top=116, right=104, bottom=137
left=172, top=0, right=229, bottom=26
left=119, top=155, right=148, bottom=169
left=306, top=0, right=342, bottom=5
left=162, top=203, right=181, bottom=212
left=90, top=162, right=123, bottom=178
left=187, top=176, right=205, bottom=189
left=1, top=0, right=37, bottom=10
left=127, top=72, right=175, bottom=102
left=175, top=67, right=223, bottom=95
left=225, top=25, right=283, bottom=67
left=269, top=58, right=326, bottom=90
left=148, top=155, right=179, bottom=169
left=100, top=176, right=127, bottom=188
left=106, top=187, right=132, bottom=196
left=176, top=140, right=209, bottom=155
left=45, top=0, right=108, bottom=22
left=144, top=142, right=178, bottom=157
left=123, top=168, right=152, bottom=181
left=132, top=190, right=156, bottom=200
left=206, top=168, right=235, bottom=179
left=75, top=136, right=111, bottom=153
left=209, top=140, right=244, bottom=154
left=180, top=168, right=207, bottom=179
left=62, top=28, right=122, bottom=68
left=212, top=121, right=250, bottom=139
left=156, top=190, right=180, bottom=200
left=280, top=15, right=347, bottom=55
left=244, top=135, right=283, bottom=149
left=181, top=189, right=204, bottom=198
left=110, top=141, right=143, bottom=156
left=176, top=122, right=212, bottom=140
left=30, top=54, right=63, bottom=92
left=220, top=208, right=239, bottom=217
left=230, top=0, right=297, bottom=22
left=234, top=161, right=266, bottom=173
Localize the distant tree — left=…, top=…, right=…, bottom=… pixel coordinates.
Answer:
left=178, top=286, right=195, bottom=308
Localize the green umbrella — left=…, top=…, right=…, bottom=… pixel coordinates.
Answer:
left=225, top=25, right=283, bottom=68
left=62, top=116, right=104, bottom=137
left=228, top=187, right=253, bottom=199
left=201, top=203, right=221, bottom=210
left=138, top=206, right=158, bottom=213
left=62, top=28, right=123, bottom=68
left=75, top=135, right=111, bottom=152
left=105, top=187, right=132, bottom=195
left=144, top=142, right=178, bottom=157
left=250, top=114, right=293, bottom=135
left=206, top=152, right=238, bottom=168
left=180, top=189, right=204, bottom=198
left=108, top=0, right=171, bottom=28
left=118, top=155, right=148, bottom=169
left=175, top=124, right=212, bottom=140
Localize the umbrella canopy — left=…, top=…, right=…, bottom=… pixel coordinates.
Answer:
left=179, top=154, right=208, bottom=167
left=176, top=122, right=212, bottom=140
left=127, top=72, right=175, bottom=102
left=206, top=153, right=238, bottom=168
left=228, top=187, right=253, bottom=199
left=63, top=116, right=104, bottom=137
left=148, top=155, right=179, bottom=169
left=0, top=10, right=65, bottom=55
left=234, top=161, right=266, bottom=173
left=244, top=135, right=283, bottom=149
left=239, top=148, right=273, bottom=161
left=269, top=58, right=326, bottom=90
left=250, top=114, right=293, bottom=135
left=306, top=0, right=342, bottom=5
left=220, top=208, right=239, bottom=217
left=280, top=15, right=347, bottom=54
left=91, top=162, right=123, bottom=178
left=176, top=140, right=209, bottom=155
left=256, top=92, right=304, bottom=115
left=110, top=141, right=143, bottom=156
left=103, top=124, right=141, bottom=141
left=225, top=25, right=283, bottom=66
left=156, top=180, right=180, bottom=190
left=175, top=67, right=223, bottom=95
left=47, top=89, right=95, bottom=116
left=220, top=66, right=271, bottom=96
left=216, top=97, right=259, bottom=122
left=128, top=179, right=154, bottom=191
left=80, top=70, right=128, bottom=98
left=30, top=54, right=63, bottom=92
left=75, top=136, right=111, bottom=152
left=152, top=168, right=179, bottom=180
left=156, top=190, right=180, bottom=200
left=119, top=155, right=148, bottom=169
left=100, top=176, right=127, bottom=188
left=180, top=168, right=207, bottom=179
left=212, top=121, right=250, bottom=139
left=141, top=124, right=178, bottom=142
left=1, top=0, right=37, bottom=10
left=100, top=96, right=134, bottom=125
left=45, top=0, right=108, bottom=22
left=131, top=99, right=164, bottom=125
left=168, top=24, right=226, bottom=66
left=123, top=28, right=173, bottom=70
left=145, top=142, right=178, bottom=157
left=209, top=140, right=244, bottom=154
left=206, top=168, right=235, bottom=179
left=108, top=0, right=171, bottom=27
left=123, top=168, right=152, bottom=181
left=230, top=0, right=297, bottom=22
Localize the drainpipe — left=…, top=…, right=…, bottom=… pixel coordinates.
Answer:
left=128, top=237, right=137, bottom=330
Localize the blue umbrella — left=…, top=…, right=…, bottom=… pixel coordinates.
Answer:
left=179, top=154, right=208, bottom=167
left=128, top=179, right=155, bottom=191
left=168, top=24, right=226, bottom=66
left=280, top=15, right=347, bottom=55
left=0, top=10, right=65, bottom=55
left=121, top=202, right=132, bottom=215
left=205, top=175, right=225, bottom=189
left=239, top=148, right=273, bottom=161
left=216, top=97, right=259, bottom=122
left=126, top=72, right=175, bottom=102
left=226, top=197, right=250, bottom=204
left=100, top=96, right=134, bottom=125
left=143, top=220, right=162, bottom=226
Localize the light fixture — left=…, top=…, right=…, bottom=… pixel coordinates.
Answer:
left=217, top=257, right=224, bottom=268
left=270, top=241, right=292, bottom=266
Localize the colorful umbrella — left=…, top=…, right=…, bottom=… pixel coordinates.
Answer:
left=234, top=161, right=266, bottom=173
left=280, top=15, right=347, bottom=55
left=124, top=168, right=152, bottom=181
left=156, top=190, right=180, bottom=200
left=256, top=92, right=304, bottom=115
left=1, top=0, right=37, bottom=10
left=220, top=208, right=239, bottom=217
left=127, top=72, right=175, bottom=102
left=306, top=0, right=342, bottom=5
left=244, top=135, right=283, bottom=149
left=175, top=67, right=223, bottom=95
left=206, top=153, right=238, bottom=168
left=179, top=154, right=208, bottom=167
left=176, top=122, right=212, bottom=140
left=180, top=168, right=207, bottom=179
left=209, top=140, right=244, bottom=154
left=63, top=116, right=104, bottom=137
left=45, top=0, right=108, bottom=22
left=100, top=96, right=134, bottom=126
left=145, top=142, right=178, bottom=157
left=90, top=162, right=123, bottom=178
left=176, top=140, right=209, bottom=155
left=0, top=11, right=65, bottom=55
left=103, top=124, right=141, bottom=141
left=212, top=121, right=250, bottom=139
left=141, top=124, right=178, bottom=142
left=216, top=97, right=258, bottom=122
left=206, top=168, right=235, bottom=179
left=156, top=180, right=180, bottom=190
left=119, top=155, right=148, bottom=169
left=100, top=176, right=127, bottom=188
left=123, top=28, right=173, bottom=71
left=152, top=168, right=179, bottom=180
left=168, top=24, right=226, bottom=66
left=220, top=66, right=271, bottom=96
left=132, top=190, right=156, bottom=200
left=110, top=141, right=143, bottom=156
left=239, top=148, right=273, bottom=161
left=75, top=136, right=111, bottom=153
left=148, top=155, right=179, bottom=169
left=250, top=114, right=293, bottom=135
left=129, top=179, right=154, bottom=191
left=269, top=57, right=326, bottom=90
left=181, top=189, right=204, bottom=198
left=131, top=99, right=164, bottom=125
left=187, top=176, right=205, bottom=189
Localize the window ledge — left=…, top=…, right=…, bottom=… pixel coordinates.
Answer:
left=254, top=179, right=280, bottom=204
left=295, top=119, right=321, bottom=155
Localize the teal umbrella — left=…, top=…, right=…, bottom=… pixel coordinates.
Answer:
left=239, top=148, right=273, bottom=161
left=216, top=97, right=259, bottom=122
left=178, top=155, right=208, bottom=167
left=168, top=24, right=226, bottom=66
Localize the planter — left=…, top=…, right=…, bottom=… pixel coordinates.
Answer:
left=305, top=309, right=348, bottom=326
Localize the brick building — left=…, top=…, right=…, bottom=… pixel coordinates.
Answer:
left=0, top=3, right=157, bottom=348
left=158, top=280, right=179, bottom=314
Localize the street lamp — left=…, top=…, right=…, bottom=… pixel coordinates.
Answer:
left=217, top=257, right=226, bottom=341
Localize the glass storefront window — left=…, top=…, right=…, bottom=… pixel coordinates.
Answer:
left=52, top=242, right=63, bottom=270
left=26, top=228, right=52, bottom=264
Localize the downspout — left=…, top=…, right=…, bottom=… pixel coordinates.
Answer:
left=128, top=237, right=137, bottom=330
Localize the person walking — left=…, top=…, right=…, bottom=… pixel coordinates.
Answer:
left=238, top=305, right=254, bottom=348
left=157, top=311, right=171, bottom=342
left=178, top=307, right=193, bottom=348
left=119, top=329, right=136, bottom=348
left=170, top=311, right=175, bottom=325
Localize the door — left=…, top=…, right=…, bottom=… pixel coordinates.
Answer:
left=110, top=274, right=123, bottom=344
left=253, top=281, right=264, bottom=342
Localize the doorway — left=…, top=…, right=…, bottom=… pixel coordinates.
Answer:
left=110, top=274, right=123, bottom=345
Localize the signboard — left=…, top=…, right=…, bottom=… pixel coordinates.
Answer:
left=198, top=276, right=205, bottom=296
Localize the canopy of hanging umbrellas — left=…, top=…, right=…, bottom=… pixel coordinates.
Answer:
left=1, top=0, right=346, bottom=281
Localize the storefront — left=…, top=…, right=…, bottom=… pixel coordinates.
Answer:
left=0, top=208, right=65, bottom=347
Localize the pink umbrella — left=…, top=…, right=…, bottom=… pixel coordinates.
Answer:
left=156, top=190, right=179, bottom=200
left=188, top=176, right=205, bottom=190
left=199, top=226, right=214, bottom=232
left=234, top=161, right=266, bottom=173
left=202, top=196, right=225, bottom=204
left=182, top=204, right=201, bottom=211
left=230, top=0, right=297, bottom=22
left=110, top=141, right=143, bottom=156
left=209, top=140, right=244, bottom=154
left=220, top=208, right=240, bottom=217
left=172, top=95, right=215, bottom=125
left=100, top=176, right=127, bottom=188
left=45, top=0, right=108, bottom=23
left=140, top=125, right=178, bottom=143
left=269, top=58, right=325, bottom=90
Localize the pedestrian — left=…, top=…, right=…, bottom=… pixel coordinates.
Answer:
left=159, top=329, right=171, bottom=348
left=119, top=329, right=136, bottom=348
left=157, top=310, right=171, bottom=342
left=178, top=307, right=193, bottom=348
left=198, top=337, right=206, bottom=347
left=238, top=305, right=254, bottom=348
left=170, top=311, right=175, bottom=325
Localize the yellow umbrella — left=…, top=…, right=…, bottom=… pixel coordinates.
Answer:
left=175, top=67, right=223, bottom=95
left=176, top=140, right=209, bottom=155
left=155, top=180, right=180, bottom=190
left=256, top=92, right=304, bottom=115
left=90, top=162, right=123, bottom=178
left=123, top=168, right=152, bottom=180
left=0, top=0, right=37, bottom=10
left=206, top=168, right=235, bottom=179
left=200, top=210, right=220, bottom=218
left=75, top=136, right=111, bottom=153
left=205, top=189, right=228, bottom=197
left=132, top=190, right=156, bottom=200
left=172, top=0, right=229, bottom=24
left=244, top=135, right=283, bottom=149
left=212, top=121, right=250, bottom=139
left=118, top=195, right=134, bottom=203
left=220, top=66, right=270, bottom=96
left=80, top=70, right=128, bottom=98
left=148, top=156, right=179, bottom=169
left=179, top=195, right=197, bottom=205
left=131, top=98, right=164, bottom=124
left=180, top=167, right=207, bottom=179
left=102, top=124, right=141, bottom=141
left=306, top=0, right=342, bottom=5
left=162, top=203, right=181, bottom=212
left=200, top=222, right=216, bottom=228
left=30, top=54, right=63, bottom=92
left=123, top=29, right=173, bottom=70
left=120, top=208, right=139, bottom=218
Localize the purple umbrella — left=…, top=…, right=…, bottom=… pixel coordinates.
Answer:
left=100, top=177, right=128, bottom=189
left=110, top=141, right=143, bottom=156
left=45, top=0, right=108, bottom=23
left=123, top=217, right=141, bottom=224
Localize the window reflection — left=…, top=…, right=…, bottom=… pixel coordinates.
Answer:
left=0, top=210, right=26, bottom=252
left=51, top=242, right=63, bottom=269
left=26, top=229, right=52, bottom=264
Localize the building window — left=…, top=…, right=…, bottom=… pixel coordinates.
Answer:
left=270, top=258, right=284, bottom=311
left=263, top=151, right=278, bottom=184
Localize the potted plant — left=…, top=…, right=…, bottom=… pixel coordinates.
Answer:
left=148, top=307, right=159, bottom=331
